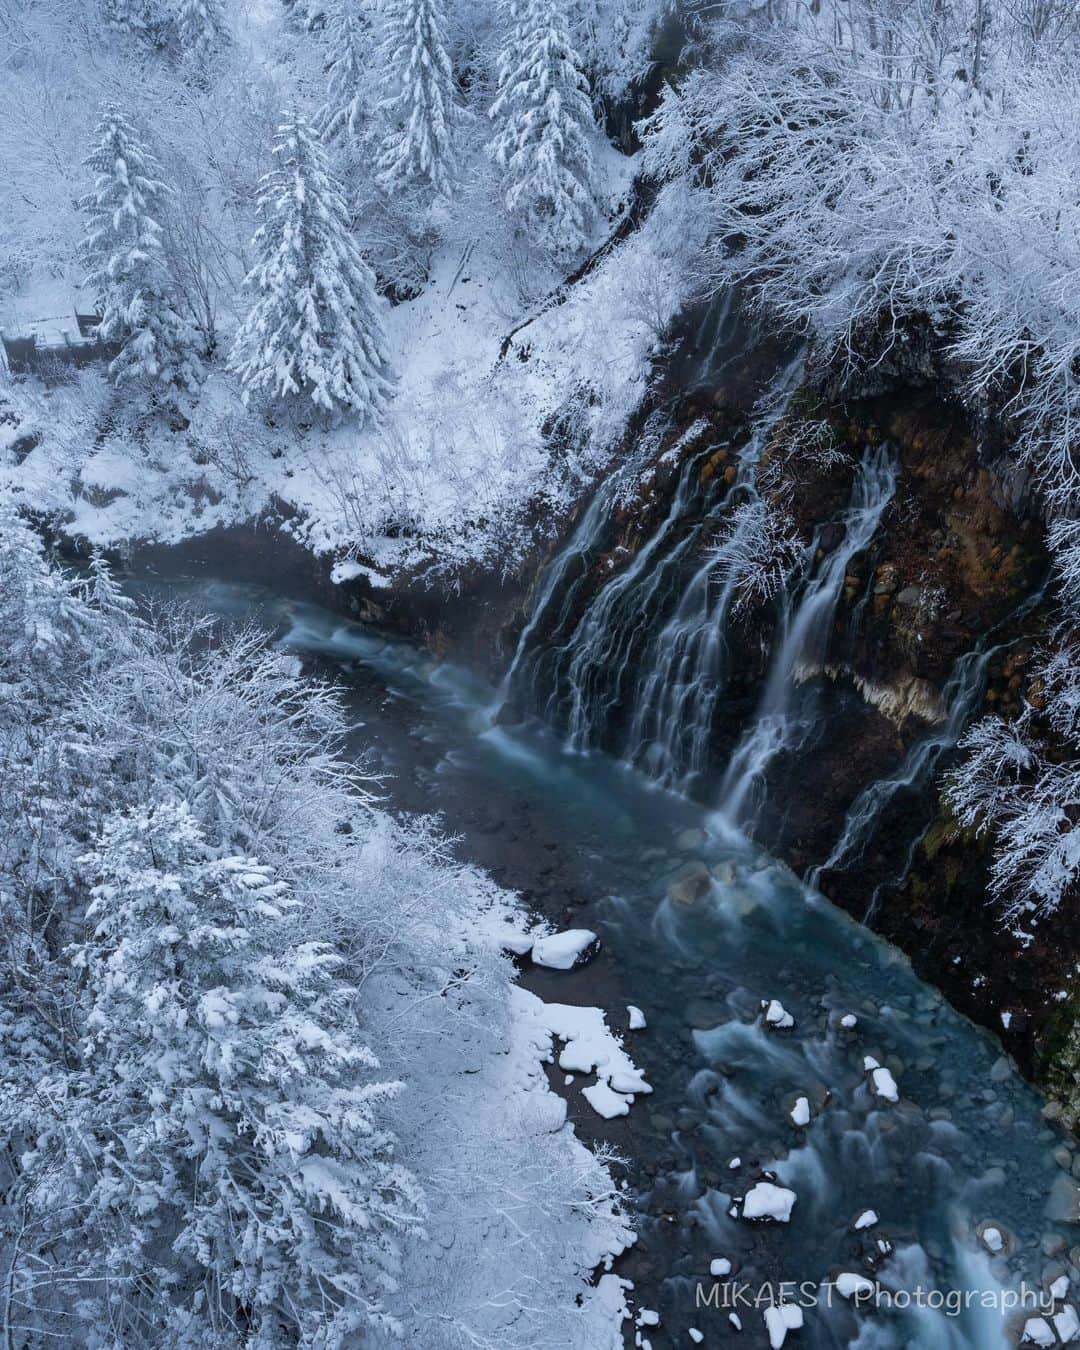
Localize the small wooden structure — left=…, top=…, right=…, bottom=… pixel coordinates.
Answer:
left=0, top=306, right=120, bottom=377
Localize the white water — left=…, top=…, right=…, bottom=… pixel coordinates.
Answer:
left=559, top=445, right=706, bottom=748
left=622, top=393, right=797, bottom=790
left=624, top=510, right=746, bottom=786
left=716, top=446, right=898, bottom=827
left=497, top=478, right=617, bottom=714
left=504, top=356, right=805, bottom=792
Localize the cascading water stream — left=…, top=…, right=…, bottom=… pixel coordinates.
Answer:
left=495, top=476, right=618, bottom=713
left=624, top=494, right=752, bottom=787
left=715, top=446, right=898, bottom=828
left=806, top=649, right=991, bottom=910
left=558, top=446, right=710, bottom=750
left=503, top=356, right=803, bottom=791
left=805, top=574, right=1053, bottom=918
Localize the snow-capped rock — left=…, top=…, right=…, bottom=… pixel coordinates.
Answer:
left=742, top=1181, right=797, bottom=1222
left=763, top=999, right=795, bottom=1029
left=532, top=928, right=598, bottom=970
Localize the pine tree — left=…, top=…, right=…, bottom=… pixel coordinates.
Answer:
left=173, top=0, right=229, bottom=70
left=231, top=109, right=396, bottom=422
left=377, top=0, right=459, bottom=198
left=71, top=801, right=422, bottom=1344
left=81, top=105, right=201, bottom=390
left=319, top=1, right=373, bottom=150
left=489, top=0, right=598, bottom=254
left=282, top=0, right=327, bottom=31
left=103, top=0, right=169, bottom=39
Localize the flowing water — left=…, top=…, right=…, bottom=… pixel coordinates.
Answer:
left=807, top=649, right=992, bottom=923
left=715, top=446, right=897, bottom=830
left=502, top=355, right=803, bottom=797
left=128, top=567, right=1080, bottom=1350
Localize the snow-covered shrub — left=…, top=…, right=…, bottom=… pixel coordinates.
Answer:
left=708, top=496, right=801, bottom=617
left=947, top=700, right=1080, bottom=924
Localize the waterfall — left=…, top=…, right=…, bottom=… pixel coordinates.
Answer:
left=502, top=357, right=802, bottom=791
left=502, top=432, right=726, bottom=773
left=715, top=445, right=898, bottom=827
left=806, top=648, right=991, bottom=908
left=496, top=479, right=618, bottom=715
left=623, top=491, right=753, bottom=788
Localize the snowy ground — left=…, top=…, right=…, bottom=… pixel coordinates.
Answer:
left=356, top=839, right=639, bottom=1348
left=1, top=174, right=704, bottom=582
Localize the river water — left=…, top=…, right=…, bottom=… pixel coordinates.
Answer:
left=127, top=569, right=1080, bottom=1350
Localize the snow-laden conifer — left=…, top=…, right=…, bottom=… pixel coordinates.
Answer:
left=231, top=108, right=396, bottom=422
left=377, top=0, right=459, bottom=197
left=319, top=1, right=373, bottom=149
left=103, top=0, right=168, bottom=38
left=173, top=0, right=229, bottom=70
left=489, top=0, right=598, bottom=253
left=81, top=105, right=201, bottom=390
left=71, top=800, right=422, bottom=1343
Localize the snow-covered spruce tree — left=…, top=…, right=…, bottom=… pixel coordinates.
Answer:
left=231, top=109, right=396, bottom=422
left=67, top=800, right=421, bottom=1344
left=81, top=105, right=201, bottom=391
left=319, top=1, right=374, bottom=152
left=103, top=0, right=169, bottom=39
left=488, top=0, right=598, bottom=254
left=376, top=0, right=459, bottom=198
left=173, top=0, right=229, bottom=72
left=0, top=505, right=97, bottom=1053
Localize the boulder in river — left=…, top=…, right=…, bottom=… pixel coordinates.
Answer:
left=976, top=1220, right=1011, bottom=1256
left=667, top=860, right=713, bottom=907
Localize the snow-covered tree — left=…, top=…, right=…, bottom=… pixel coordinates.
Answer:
left=173, top=0, right=229, bottom=71
left=67, top=800, right=422, bottom=1343
left=319, top=1, right=375, bottom=151
left=377, top=0, right=460, bottom=197
left=282, top=0, right=328, bottom=30
left=488, top=0, right=598, bottom=254
left=231, top=109, right=396, bottom=422
left=638, top=4, right=1080, bottom=509
left=571, top=0, right=667, bottom=107
left=0, top=525, right=632, bottom=1347
left=81, top=105, right=201, bottom=391
left=103, top=0, right=169, bottom=39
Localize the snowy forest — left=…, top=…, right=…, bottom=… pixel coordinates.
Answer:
left=5, top=0, right=1080, bottom=1347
